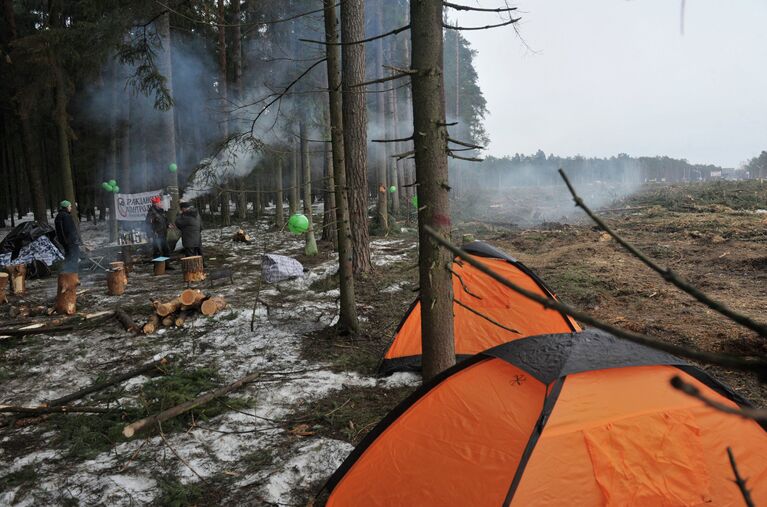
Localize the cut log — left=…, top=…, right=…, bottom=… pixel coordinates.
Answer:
left=114, top=307, right=139, bottom=333
left=107, top=267, right=127, bottom=296
left=154, top=298, right=182, bottom=317
left=0, top=272, right=8, bottom=304
left=7, top=265, right=26, bottom=295
left=143, top=314, right=161, bottom=334
left=179, top=289, right=205, bottom=307
left=153, top=259, right=166, bottom=276
left=9, top=305, right=30, bottom=319
left=200, top=296, right=226, bottom=316
left=122, top=370, right=262, bottom=438
left=161, top=315, right=174, bottom=327
left=232, top=228, right=252, bottom=243
left=55, top=273, right=79, bottom=315
left=46, top=355, right=172, bottom=407
left=0, top=405, right=114, bottom=415
left=181, top=256, right=206, bottom=283
left=174, top=310, right=192, bottom=327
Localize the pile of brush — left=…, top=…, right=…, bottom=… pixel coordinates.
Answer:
left=143, top=289, right=226, bottom=334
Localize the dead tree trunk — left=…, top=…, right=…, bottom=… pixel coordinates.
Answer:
left=157, top=12, right=180, bottom=222
left=410, top=0, right=455, bottom=381
left=301, top=121, right=318, bottom=256
left=324, top=0, right=359, bottom=333
left=55, top=273, right=79, bottom=315
left=341, top=0, right=372, bottom=273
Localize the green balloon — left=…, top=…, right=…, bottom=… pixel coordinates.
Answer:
left=112, top=185, right=120, bottom=193
left=108, top=179, right=117, bottom=187
left=411, top=195, right=419, bottom=208
left=101, top=182, right=112, bottom=191
left=168, top=163, right=178, bottom=173
left=389, top=185, right=397, bottom=193
left=287, top=214, right=310, bottom=234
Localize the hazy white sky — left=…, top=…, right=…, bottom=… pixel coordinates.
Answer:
left=456, top=0, right=767, bottom=167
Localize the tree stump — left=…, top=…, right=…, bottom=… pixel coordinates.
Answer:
left=0, top=272, right=8, bottom=304
left=7, top=265, right=26, bottom=295
left=55, top=273, right=79, bottom=315
left=153, top=259, right=166, bottom=276
left=200, top=296, right=226, bottom=316
left=181, top=256, right=206, bottom=283
left=107, top=267, right=127, bottom=296
left=110, top=261, right=128, bottom=282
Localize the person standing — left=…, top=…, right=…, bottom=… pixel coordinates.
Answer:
left=145, top=196, right=171, bottom=259
left=175, top=201, right=203, bottom=257
left=54, top=200, right=81, bottom=273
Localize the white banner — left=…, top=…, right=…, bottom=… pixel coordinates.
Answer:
left=114, top=190, right=166, bottom=222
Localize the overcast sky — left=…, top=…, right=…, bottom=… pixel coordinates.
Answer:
left=455, top=0, right=767, bottom=167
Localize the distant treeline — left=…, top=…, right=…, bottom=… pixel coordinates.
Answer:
left=470, top=151, right=740, bottom=188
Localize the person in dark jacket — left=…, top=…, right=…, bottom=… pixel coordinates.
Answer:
left=145, top=196, right=171, bottom=259
left=54, top=200, right=81, bottom=273
left=175, top=202, right=203, bottom=257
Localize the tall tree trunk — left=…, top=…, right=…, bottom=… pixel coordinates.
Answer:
left=289, top=143, right=298, bottom=216
left=216, top=0, right=231, bottom=226
left=51, top=59, right=78, bottom=226
left=274, top=155, right=284, bottom=229
left=301, top=121, right=318, bottom=256
left=373, top=1, right=388, bottom=234
left=157, top=12, right=179, bottom=222
left=324, top=0, right=359, bottom=333
left=410, top=0, right=455, bottom=381
left=341, top=0, right=372, bottom=273
left=232, top=0, right=247, bottom=221
left=322, top=145, right=337, bottom=249
left=107, top=62, right=119, bottom=240
left=387, top=38, right=400, bottom=216
left=254, top=170, right=261, bottom=219
left=120, top=89, right=132, bottom=193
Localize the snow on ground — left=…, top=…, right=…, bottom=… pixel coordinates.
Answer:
left=0, top=214, right=420, bottom=506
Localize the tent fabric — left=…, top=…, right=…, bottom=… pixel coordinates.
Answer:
left=0, top=221, right=58, bottom=257
left=0, top=236, right=63, bottom=268
left=379, top=241, right=579, bottom=374
left=325, top=330, right=767, bottom=506
left=261, top=254, right=303, bottom=283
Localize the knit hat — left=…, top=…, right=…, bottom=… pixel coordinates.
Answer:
left=60, top=200, right=71, bottom=208
left=151, top=196, right=162, bottom=204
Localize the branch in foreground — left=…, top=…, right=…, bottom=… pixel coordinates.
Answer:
left=727, top=447, right=756, bottom=507
left=372, top=135, right=413, bottom=144
left=351, top=72, right=411, bottom=89
left=558, top=169, right=767, bottom=338
left=670, top=376, right=767, bottom=422
left=422, top=225, right=767, bottom=376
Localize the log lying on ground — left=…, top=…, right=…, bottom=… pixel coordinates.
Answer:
left=232, top=228, right=252, bottom=243
left=7, top=265, right=26, bottom=295
left=143, top=314, right=161, bottom=334
left=179, top=289, right=204, bottom=307
left=154, top=298, right=182, bottom=317
left=114, top=307, right=139, bottom=333
left=122, top=370, right=261, bottom=438
left=0, top=405, right=114, bottom=415
left=175, top=310, right=192, bottom=327
left=55, top=273, right=79, bottom=315
left=161, top=315, right=174, bottom=327
left=0, top=272, right=8, bottom=304
left=46, top=355, right=173, bottom=408
left=200, top=296, right=226, bottom=316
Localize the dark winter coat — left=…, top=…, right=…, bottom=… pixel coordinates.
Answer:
left=145, top=205, right=169, bottom=238
left=175, top=209, right=202, bottom=248
left=54, top=208, right=80, bottom=248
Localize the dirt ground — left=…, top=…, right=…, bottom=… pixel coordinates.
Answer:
left=1, top=179, right=766, bottom=505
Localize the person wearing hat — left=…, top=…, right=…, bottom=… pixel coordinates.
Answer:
left=175, top=201, right=203, bottom=258
left=145, top=196, right=171, bottom=260
left=54, top=200, right=81, bottom=273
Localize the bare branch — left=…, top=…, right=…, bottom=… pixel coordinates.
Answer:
left=393, top=150, right=416, bottom=160
left=444, top=2, right=518, bottom=13
left=351, top=72, right=411, bottom=89
left=448, top=137, right=485, bottom=149
left=154, top=0, right=331, bottom=27
left=422, top=225, right=767, bottom=376
left=448, top=151, right=483, bottom=162
left=444, top=18, right=521, bottom=31
left=301, top=24, right=410, bottom=46
left=372, top=135, right=414, bottom=144
left=382, top=64, right=417, bottom=75
left=670, top=376, right=767, bottom=422
left=448, top=267, right=482, bottom=299
left=454, top=299, right=521, bottom=335
left=559, top=169, right=767, bottom=338
left=728, top=447, right=756, bottom=507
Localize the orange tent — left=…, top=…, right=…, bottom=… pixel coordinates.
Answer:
left=380, top=241, right=579, bottom=374
left=327, top=330, right=767, bottom=506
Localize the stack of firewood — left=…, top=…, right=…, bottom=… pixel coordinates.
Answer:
left=143, top=289, right=227, bottom=334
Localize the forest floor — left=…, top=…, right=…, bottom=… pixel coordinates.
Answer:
left=1, top=179, right=766, bottom=506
